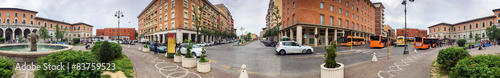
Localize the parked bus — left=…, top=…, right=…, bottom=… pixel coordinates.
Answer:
left=339, top=36, right=365, bottom=46
left=369, top=35, right=388, bottom=48
left=414, top=37, right=439, bottom=49
left=396, top=36, right=405, bottom=46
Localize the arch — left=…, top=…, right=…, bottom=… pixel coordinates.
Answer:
left=6, top=19, right=9, bottom=24
left=14, top=19, right=18, bottom=24
left=0, top=29, right=3, bottom=38
left=23, top=29, right=30, bottom=38
left=30, top=20, right=33, bottom=25
left=22, top=19, right=26, bottom=24
left=14, top=28, right=22, bottom=39
left=32, top=29, right=37, bottom=34
left=5, top=28, right=12, bottom=41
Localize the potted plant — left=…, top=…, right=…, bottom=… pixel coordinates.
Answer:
left=174, top=47, right=182, bottom=62
left=143, top=44, right=149, bottom=53
left=197, top=48, right=210, bottom=73
left=321, top=42, right=344, bottom=78
left=182, top=39, right=197, bottom=68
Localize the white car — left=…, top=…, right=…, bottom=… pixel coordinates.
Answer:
left=178, top=43, right=206, bottom=57
left=197, top=42, right=207, bottom=47
left=207, top=41, right=215, bottom=46
left=275, top=41, right=314, bottom=55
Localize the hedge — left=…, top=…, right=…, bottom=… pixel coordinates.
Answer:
left=437, top=47, right=470, bottom=70
left=92, top=41, right=123, bottom=60
left=34, top=50, right=102, bottom=77
left=98, top=41, right=114, bottom=63
left=457, top=39, right=466, bottom=47
left=0, top=58, right=16, bottom=78
left=451, top=55, right=500, bottom=77
left=72, top=38, right=80, bottom=44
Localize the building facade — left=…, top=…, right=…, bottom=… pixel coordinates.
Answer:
left=276, top=0, right=379, bottom=47
left=96, top=28, right=136, bottom=40
left=0, top=8, right=93, bottom=42
left=383, top=25, right=395, bottom=38
left=396, top=28, right=427, bottom=38
left=374, top=2, right=385, bottom=35
left=263, top=0, right=283, bottom=41
left=138, top=0, right=234, bottom=43
left=428, top=8, right=500, bottom=42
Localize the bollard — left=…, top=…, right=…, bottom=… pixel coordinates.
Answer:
left=372, top=52, right=377, bottom=62
left=239, top=64, right=249, bottom=78
left=414, top=49, right=417, bottom=52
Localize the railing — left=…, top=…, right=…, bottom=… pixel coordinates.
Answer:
left=0, top=23, right=40, bottom=27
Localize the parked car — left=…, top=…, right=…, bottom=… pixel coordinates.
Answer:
left=149, top=43, right=167, bottom=53
left=275, top=41, right=314, bottom=55
left=207, top=41, right=214, bottom=46
left=178, top=43, right=206, bottom=57
left=197, top=42, right=207, bottom=47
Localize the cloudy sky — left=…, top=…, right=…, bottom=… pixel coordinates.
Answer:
left=1, top=0, right=500, bottom=37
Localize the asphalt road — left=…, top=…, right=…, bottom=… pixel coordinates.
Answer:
left=205, top=41, right=429, bottom=77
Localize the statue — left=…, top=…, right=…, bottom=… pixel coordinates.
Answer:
left=28, top=32, right=39, bottom=51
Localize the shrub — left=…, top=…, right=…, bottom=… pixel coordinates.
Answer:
left=35, top=50, right=102, bottom=77
left=451, top=55, right=500, bottom=78
left=73, top=38, right=80, bottom=44
left=92, top=41, right=123, bottom=59
left=324, top=42, right=340, bottom=68
left=98, top=41, right=115, bottom=63
left=0, top=58, right=16, bottom=78
left=198, top=54, right=209, bottom=63
left=457, top=39, right=466, bottom=47
left=184, top=39, right=194, bottom=58
left=0, top=37, right=5, bottom=43
left=437, top=47, right=470, bottom=70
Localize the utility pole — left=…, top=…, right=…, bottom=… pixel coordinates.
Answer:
left=115, top=10, right=124, bottom=43
left=402, top=0, right=414, bottom=55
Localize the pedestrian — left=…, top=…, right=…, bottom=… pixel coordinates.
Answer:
left=154, top=41, right=159, bottom=54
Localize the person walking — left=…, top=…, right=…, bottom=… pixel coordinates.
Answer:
left=154, top=41, right=159, bottom=54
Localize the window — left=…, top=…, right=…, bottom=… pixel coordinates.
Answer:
left=498, top=13, right=500, bottom=17
left=184, top=21, right=188, bottom=29
left=165, top=4, right=168, bottom=11
left=346, top=2, right=348, bottom=7
left=330, top=17, right=333, bottom=26
left=164, top=14, right=168, bottom=21
left=171, top=10, right=175, bottom=19
left=164, top=23, right=168, bottom=30
left=357, top=24, right=359, bottom=30
left=320, top=2, right=324, bottom=9
left=352, top=14, right=354, bottom=18
left=184, top=10, right=188, bottom=19
left=192, top=23, right=195, bottom=30
left=171, top=0, right=175, bottom=8
left=293, top=3, right=295, bottom=9
left=339, top=9, right=342, bottom=14
left=482, top=22, right=485, bottom=27
left=438, top=27, right=440, bottom=31
left=345, top=20, right=348, bottom=28
left=490, top=20, right=493, bottom=26
left=30, top=15, right=33, bottom=19
left=346, top=11, right=348, bottom=16
left=339, top=0, right=342, bottom=3
left=292, top=15, right=295, bottom=24
left=78, top=26, right=80, bottom=30
left=444, top=27, right=446, bottom=31
left=30, top=21, right=33, bottom=25
left=192, top=13, right=195, bottom=21
left=330, top=6, right=333, bottom=11
left=351, top=5, right=354, bottom=9
left=50, top=24, right=53, bottom=28
left=15, top=13, right=17, bottom=17
left=183, top=0, right=187, bottom=8
left=192, top=4, right=195, bottom=11
left=23, top=13, right=25, bottom=17
left=351, top=22, right=354, bottom=29
left=469, top=24, right=472, bottom=29
left=320, top=15, right=324, bottom=25
left=0, top=12, right=1, bottom=17
left=459, top=27, right=461, bottom=31
left=476, top=23, right=478, bottom=28
left=338, top=19, right=342, bottom=27
left=38, top=22, right=40, bottom=25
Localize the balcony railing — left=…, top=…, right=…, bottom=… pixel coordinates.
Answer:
left=0, top=23, right=41, bottom=27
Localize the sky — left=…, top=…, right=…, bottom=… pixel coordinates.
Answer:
left=1, top=0, right=500, bottom=37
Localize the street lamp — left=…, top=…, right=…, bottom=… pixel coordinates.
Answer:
left=402, top=0, right=414, bottom=55
left=115, top=10, right=124, bottom=43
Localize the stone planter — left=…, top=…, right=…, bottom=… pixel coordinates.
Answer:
left=174, top=55, right=182, bottom=62
left=182, top=57, right=197, bottom=68
left=320, top=63, right=344, bottom=78
left=143, top=47, right=149, bottom=53
left=197, top=61, right=211, bottom=73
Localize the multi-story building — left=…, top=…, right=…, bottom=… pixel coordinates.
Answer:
left=0, top=8, right=93, bottom=42
left=263, top=0, right=283, bottom=41
left=428, top=8, right=500, bottom=42
left=138, top=0, right=233, bottom=43
left=374, top=2, right=385, bottom=35
left=96, top=28, right=136, bottom=40
left=383, top=25, right=395, bottom=38
left=276, top=0, right=380, bottom=46
left=396, top=28, right=427, bottom=38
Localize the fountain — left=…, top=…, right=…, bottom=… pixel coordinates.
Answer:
left=0, top=31, right=73, bottom=62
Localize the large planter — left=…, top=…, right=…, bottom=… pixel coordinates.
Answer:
left=174, top=55, right=182, bottom=62
left=320, top=63, right=344, bottom=78
left=143, top=47, right=149, bottom=53
left=182, top=57, right=197, bottom=68
left=197, top=61, right=211, bottom=73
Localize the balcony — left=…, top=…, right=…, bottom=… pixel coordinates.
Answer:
left=0, top=23, right=41, bottom=27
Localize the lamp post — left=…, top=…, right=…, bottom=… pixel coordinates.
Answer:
left=402, top=0, right=414, bottom=55
left=115, top=10, right=124, bottom=43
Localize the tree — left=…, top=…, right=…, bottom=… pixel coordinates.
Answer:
left=475, top=33, right=481, bottom=42
left=55, top=23, right=62, bottom=41
left=39, top=26, right=50, bottom=41
left=486, top=25, right=500, bottom=40
left=194, top=6, right=205, bottom=43
left=247, top=32, right=252, bottom=40
left=135, top=30, right=138, bottom=38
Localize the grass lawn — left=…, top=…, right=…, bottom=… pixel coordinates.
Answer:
left=242, top=40, right=254, bottom=44
left=107, top=54, right=134, bottom=78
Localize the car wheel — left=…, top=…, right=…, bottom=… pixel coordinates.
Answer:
left=192, top=52, right=197, bottom=57
left=279, top=50, right=286, bottom=55
left=306, top=49, right=312, bottom=54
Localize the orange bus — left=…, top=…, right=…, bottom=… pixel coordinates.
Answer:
left=339, top=36, right=365, bottom=46
left=414, top=37, right=439, bottom=49
left=369, top=35, right=388, bottom=48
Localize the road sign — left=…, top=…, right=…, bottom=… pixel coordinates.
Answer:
left=304, top=34, right=307, bottom=38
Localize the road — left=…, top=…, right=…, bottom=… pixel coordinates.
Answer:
left=205, top=40, right=423, bottom=77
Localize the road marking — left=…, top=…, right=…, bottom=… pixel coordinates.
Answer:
left=220, top=65, right=231, bottom=69
left=314, top=55, right=324, bottom=57
left=269, top=56, right=277, bottom=58
left=291, top=56, right=308, bottom=58
left=210, top=60, right=218, bottom=63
